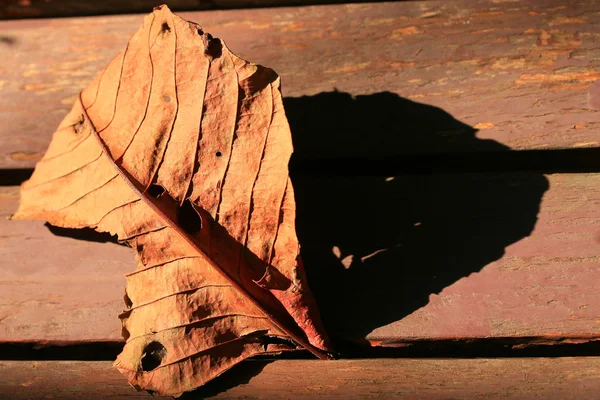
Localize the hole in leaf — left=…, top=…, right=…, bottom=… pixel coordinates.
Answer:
left=141, top=342, right=166, bottom=372
left=178, top=200, right=202, bottom=235
left=161, top=22, right=170, bottom=33
left=147, top=184, right=165, bottom=198
left=205, top=35, right=222, bottom=59
left=215, top=151, right=222, bottom=157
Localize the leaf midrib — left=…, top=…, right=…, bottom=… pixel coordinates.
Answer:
left=80, top=93, right=328, bottom=360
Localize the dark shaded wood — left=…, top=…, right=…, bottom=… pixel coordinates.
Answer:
left=0, top=0, right=390, bottom=20
left=3, top=172, right=600, bottom=344
left=2, top=358, right=600, bottom=399
left=1, top=0, right=600, bottom=169
left=299, top=172, right=599, bottom=345
left=0, top=0, right=201, bottom=20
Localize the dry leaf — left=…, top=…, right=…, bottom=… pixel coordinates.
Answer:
left=13, top=5, right=331, bottom=396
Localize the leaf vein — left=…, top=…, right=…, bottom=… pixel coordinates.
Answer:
left=22, top=150, right=104, bottom=190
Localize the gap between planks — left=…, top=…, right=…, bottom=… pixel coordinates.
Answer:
left=6, top=147, right=600, bottom=187
left=3, top=335, right=600, bottom=361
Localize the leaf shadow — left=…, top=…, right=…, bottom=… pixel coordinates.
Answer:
left=285, top=91, right=550, bottom=346
left=179, top=359, right=272, bottom=399
left=44, top=222, right=125, bottom=245
left=35, top=90, right=549, bottom=392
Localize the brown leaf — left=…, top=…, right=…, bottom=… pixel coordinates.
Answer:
left=12, top=5, right=331, bottom=396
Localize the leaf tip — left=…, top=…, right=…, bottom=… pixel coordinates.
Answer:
left=152, top=4, right=171, bottom=12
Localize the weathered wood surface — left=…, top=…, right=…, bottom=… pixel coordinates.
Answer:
left=1, top=0, right=600, bottom=169
left=0, top=0, right=379, bottom=20
left=3, top=358, right=600, bottom=399
left=1, top=361, right=171, bottom=400
left=3, top=172, right=600, bottom=344
left=0, top=0, right=203, bottom=19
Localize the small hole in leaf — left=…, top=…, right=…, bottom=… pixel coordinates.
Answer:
left=215, top=151, right=222, bottom=157
left=141, top=342, right=166, bottom=372
left=147, top=184, right=165, bottom=198
left=205, top=35, right=222, bottom=59
left=161, top=22, right=170, bottom=33
left=178, top=200, right=202, bottom=235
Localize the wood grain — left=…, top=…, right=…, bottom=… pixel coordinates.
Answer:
left=0, top=0, right=383, bottom=20
left=3, top=172, right=600, bottom=344
left=1, top=0, right=600, bottom=169
left=3, top=358, right=600, bottom=399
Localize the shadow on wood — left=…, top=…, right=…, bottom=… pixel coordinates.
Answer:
left=285, top=91, right=550, bottom=347
left=28, top=91, right=551, bottom=392
left=44, top=222, right=124, bottom=245
left=179, top=359, right=272, bottom=400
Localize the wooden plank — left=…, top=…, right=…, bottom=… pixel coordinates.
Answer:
left=3, top=172, right=600, bottom=344
left=303, top=172, right=600, bottom=344
left=0, top=0, right=384, bottom=20
left=0, top=0, right=203, bottom=19
left=0, top=361, right=171, bottom=400
left=0, top=185, right=130, bottom=342
left=1, top=0, right=600, bottom=169
left=3, top=358, right=600, bottom=399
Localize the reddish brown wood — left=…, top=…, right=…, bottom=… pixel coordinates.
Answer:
left=2, top=0, right=600, bottom=351
left=302, top=173, right=600, bottom=344
left=0, top=361, right=171, bottom=400
left=0, top=186, right=130, bottom=342
left=0, top=0, right=380, bottom=20
left=3, top=172, right=600, bottom=344
left=2, top=358, right=600, bottom=399
left=0, top=0, right=203, bottom=19
left=1, top=0, right=600, bottom=169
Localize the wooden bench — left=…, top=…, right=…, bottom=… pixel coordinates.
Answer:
left=2, top=0, right=600, bottom=398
